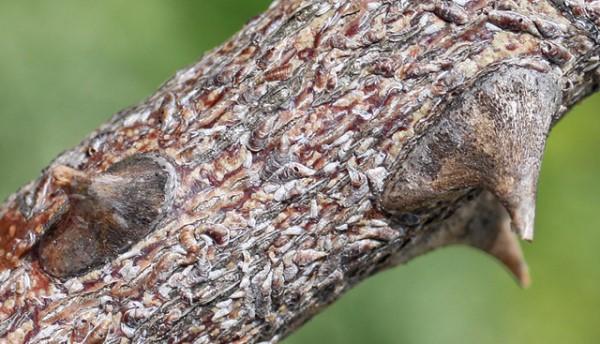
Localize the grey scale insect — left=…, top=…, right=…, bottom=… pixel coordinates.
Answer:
left=0, top=0, right=599, bottom=343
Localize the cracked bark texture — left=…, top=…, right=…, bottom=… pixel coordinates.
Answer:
left=0, top=0, right=599, bottom=343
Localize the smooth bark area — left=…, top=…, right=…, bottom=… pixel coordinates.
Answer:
left=0, top=0, right=599, bottom=343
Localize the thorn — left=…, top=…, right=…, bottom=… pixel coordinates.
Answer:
left=40, top=154, right=175, bottom=279
left=381, top=65, right=561, bottom=241
left=389, top=191, right=531, bottom=288
left=490, top=176, right=538, bottom=242
left=378, top=65, right=562, bottom=284
left=506, top=195, right=536, bottom=242
left=486, top=219, right=531, bottom=288
left=466, top=191, right=531, bottom=288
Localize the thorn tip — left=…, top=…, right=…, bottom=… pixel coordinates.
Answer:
left=488, top=219, right=531, bottom=288
left=497, top=189, right=537, bottom=242
left=464, top=191, right=533, bottom=288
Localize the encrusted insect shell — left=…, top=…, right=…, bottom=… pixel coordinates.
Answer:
left=247, top=116, right=276, bottom=152
left=212, top=145, right=250, bottom=182
left=281, top=226, right=303, bottom=236
left=158, top=92, right=181, bottom=134
left=365, top=167, right=388, bottom=193
left=200, top=224, right=230, bottom=246
left=261, top=142, right=299, bottom=183
left=588, top=2, right=600, bottom=25
left=322, top=161, right=340, bottom=174
left=371, top=57, right=397, bottom=78
left=293, top=249, right=328, bottom=266
left=309, top=199, right=319, bottom=218
left=353, top=224, right=399, bottom=242
left=532, top=16, right=567, bottom=39
left=211, top=299, right=233, bottom=321
left=487, top=10, right=541, bottom=36
left=270, top=263, right=285, bottom=295
left=277, top=162, right=316, bottom=182
left=179, top=224, right=201, bottom=255
left=565, top=0, right=586, bottom=16
left=432, top=3, right=469, bottom=25
left=345, top=239, right=382, bottom=258
left=263, top=63, right=294, bottom=82
left=273, top=180, right=305, bottom=201
left=540, top=41, right=573, bottom=66
left=347, top=166, right=367, bottom=189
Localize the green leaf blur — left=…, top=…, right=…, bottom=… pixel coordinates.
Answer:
left=0, top=2, right=598, bottom=343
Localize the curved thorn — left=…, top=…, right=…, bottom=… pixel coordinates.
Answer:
left=487, top=219, right=531, bottom=288
left=464, top=191, right=531, bottom=288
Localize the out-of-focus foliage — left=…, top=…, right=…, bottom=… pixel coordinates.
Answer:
left=0, top=2, right=599, bottom=343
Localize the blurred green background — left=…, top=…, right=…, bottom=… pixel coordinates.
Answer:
left=1, top=2, right=599, bottom=343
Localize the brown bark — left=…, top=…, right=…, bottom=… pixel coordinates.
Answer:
left=0, top=0, right=599, bottom=343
